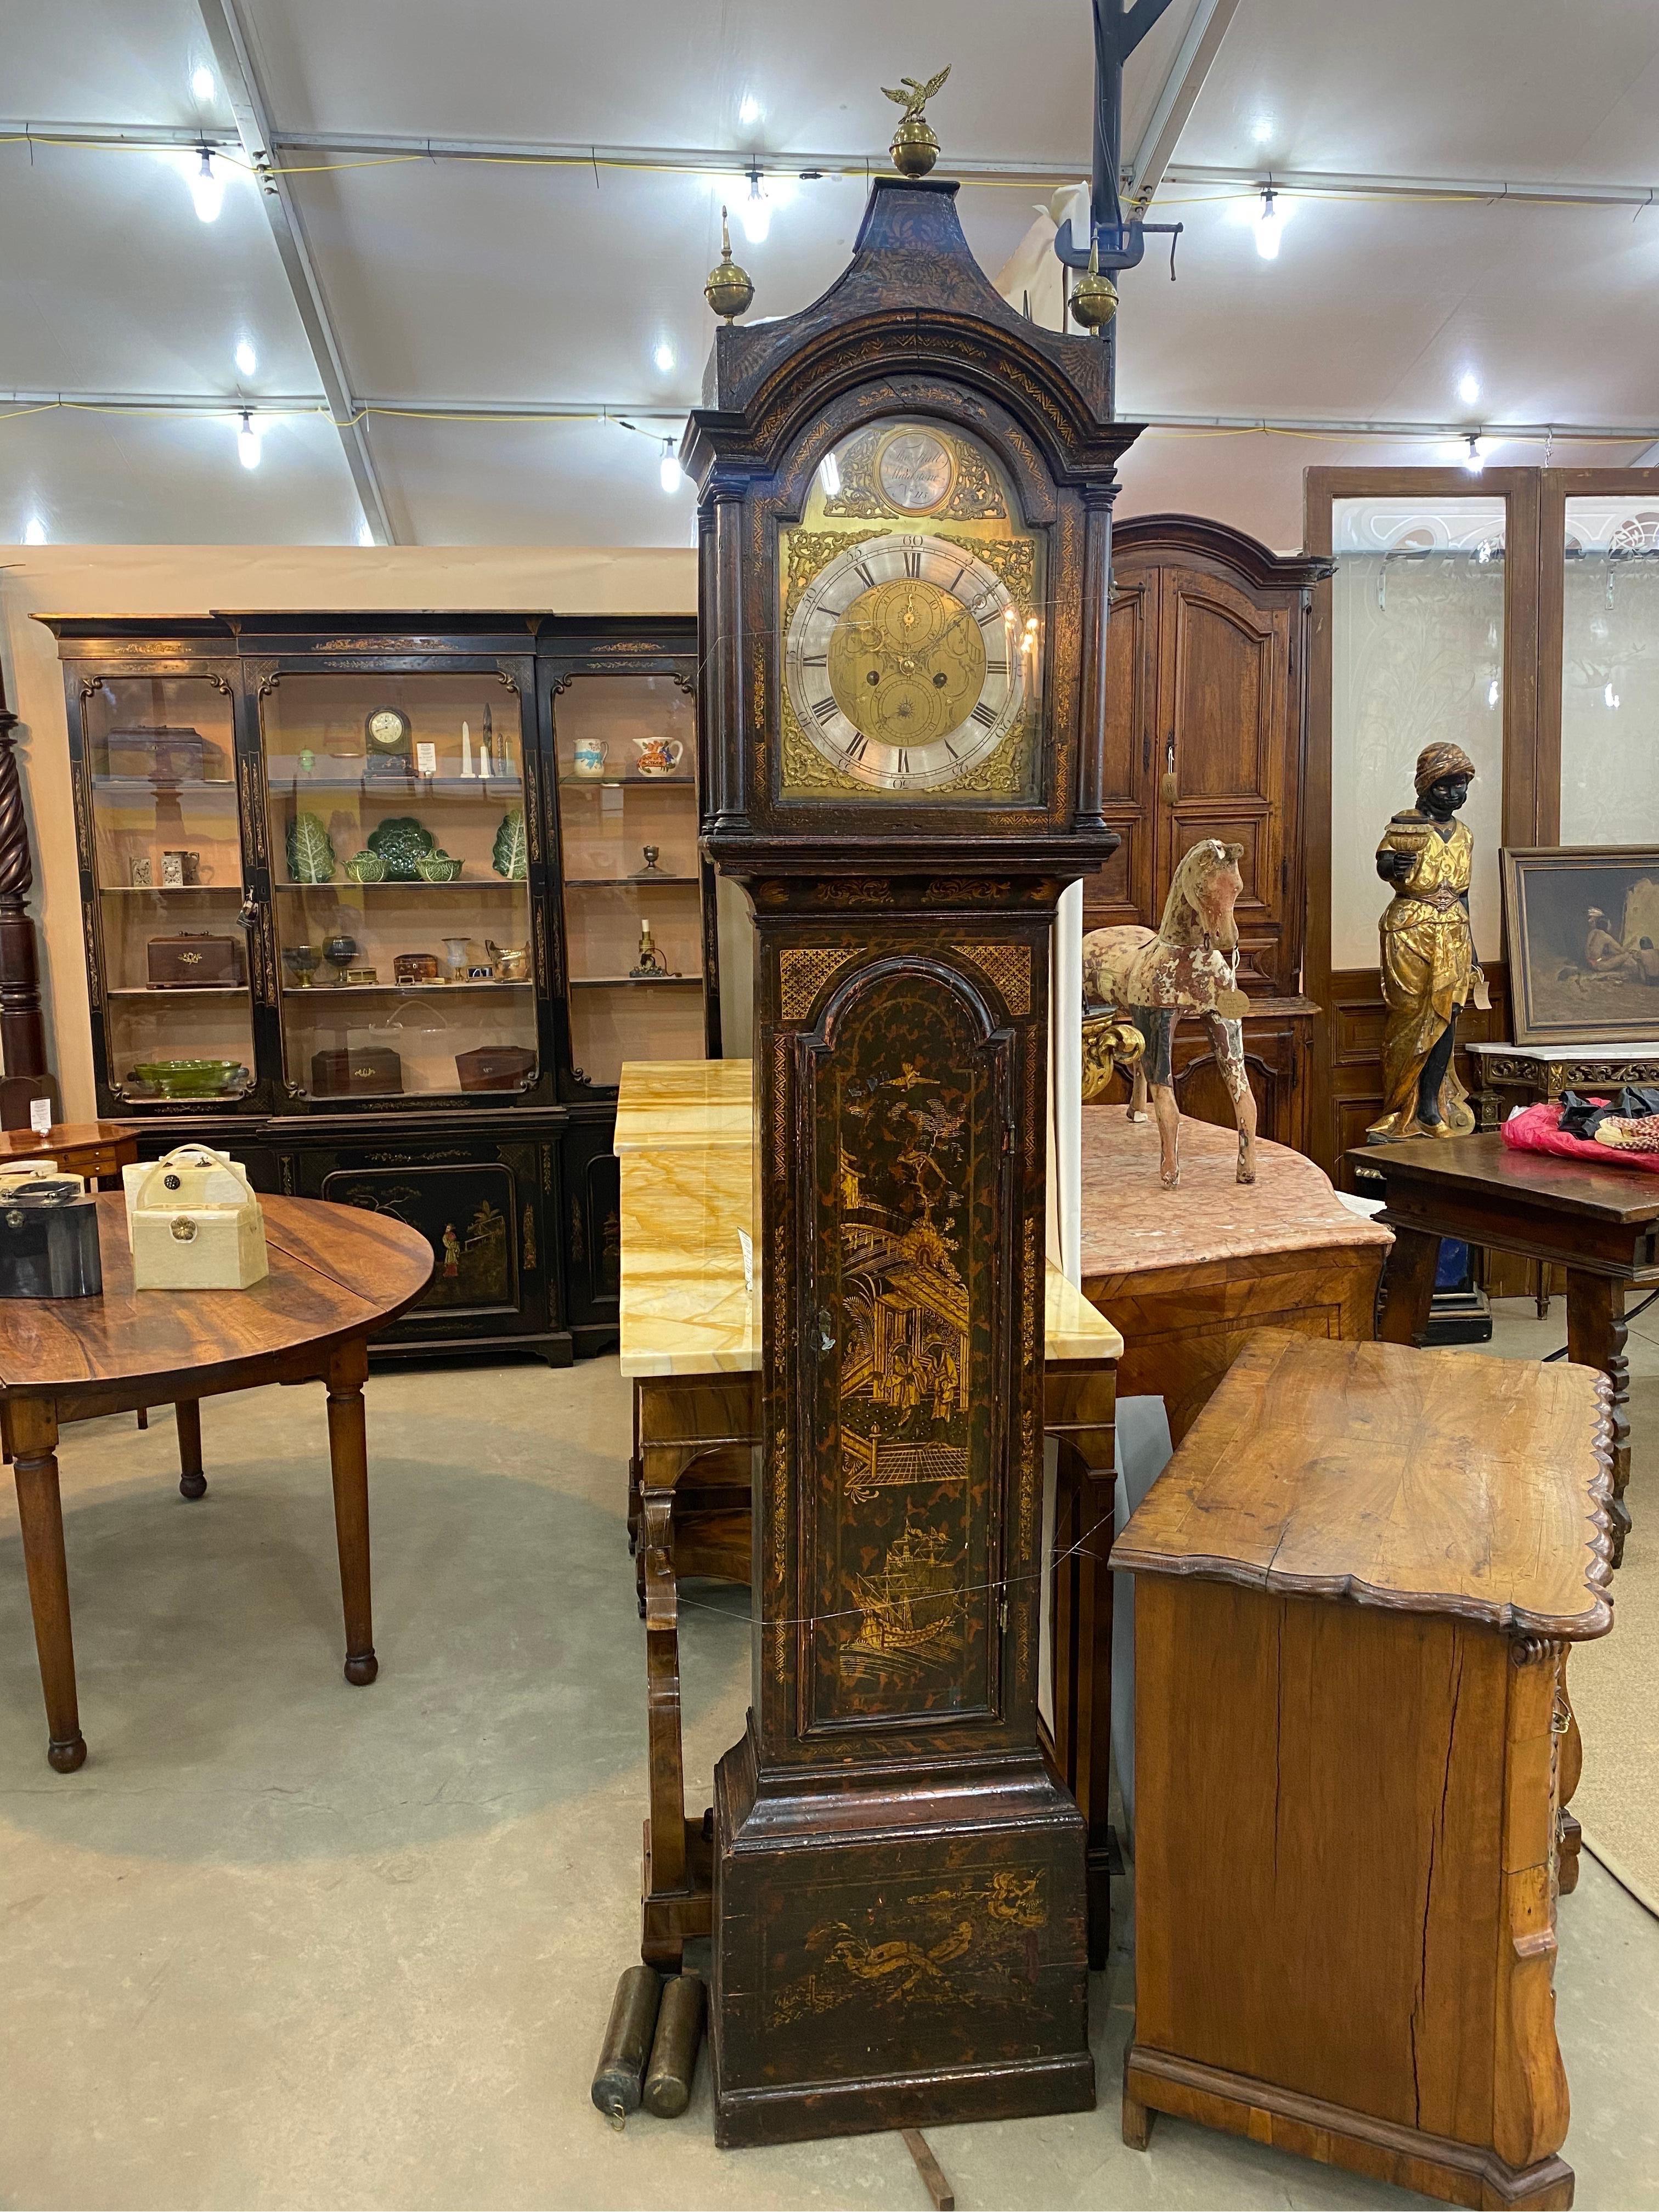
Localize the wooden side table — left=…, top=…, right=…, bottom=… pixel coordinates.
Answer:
left=1357, top=1131, right=1659, bottom=1563
left=0, top=1120, right=140, bottom=1191
left=1116, top=1332, right=1615, bottom=2212
left=1, top=1194, right=432, bottom=1772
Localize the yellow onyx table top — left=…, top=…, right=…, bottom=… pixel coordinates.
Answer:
left=613, top=1058, right=754, bottom=1155
left=617, top=1060, right=1122, bottom=1379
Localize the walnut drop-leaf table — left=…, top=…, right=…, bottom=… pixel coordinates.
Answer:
left=1, top=1193, right=432, bottom=1773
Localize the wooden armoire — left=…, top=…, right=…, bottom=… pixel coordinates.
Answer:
left=1087, top=516, right=1329, bottom=1152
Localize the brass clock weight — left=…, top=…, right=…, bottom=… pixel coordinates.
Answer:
left=682, top=74, right=1138, bottom=2148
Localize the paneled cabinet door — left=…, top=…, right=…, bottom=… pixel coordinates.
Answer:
left=1097, top=571, right=1158, bottom=930
left=1154, top=562, right=1295, bottom=993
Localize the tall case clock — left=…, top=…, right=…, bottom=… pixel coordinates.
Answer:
left=685, top=172, right=1141, bottom=2147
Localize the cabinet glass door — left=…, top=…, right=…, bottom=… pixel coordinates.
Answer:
left=1559, top=497, right=1659, bottom=844
left=261, top=671, right=538, bottom=1100
left=79, top=672, right=256, bottom=1102
left=552, top=675, right=705, bottom=1089
left=1329, top=495, right=1508, bottom=972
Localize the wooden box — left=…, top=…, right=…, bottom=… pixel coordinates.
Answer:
left=146, top=934, right=243, bottom=988
left=455, top=1045, right=537, bottom=1092
left=1115, top=1332, right=1615, bottom=2212
left=128, top=1146, right=268, bottom=1290
left=311, top=1048, right=402, bottom=1098
left=106, top=725, right=208, bottom=780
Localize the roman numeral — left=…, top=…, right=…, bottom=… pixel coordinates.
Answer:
left=853, top=560, right=877, bottom=590
left=943, top=737, right=961, bottom=760
left=893, top=749, right=909, bottom=776
left=949, top=565, right=967, bottom=593
left=970, top=700, right=998, bottom=729
left=843, top=734, right=868, bottom=765
left=802, top=654, right=827, bottom=667
left=985, top=657, right=1007, bottom=675
left=902, top=545, right=922, bottom=578
left=811, top=696, right=838, bottom=725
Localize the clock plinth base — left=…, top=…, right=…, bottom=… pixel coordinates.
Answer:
left=709, top=1719, right=1094, bottom=2148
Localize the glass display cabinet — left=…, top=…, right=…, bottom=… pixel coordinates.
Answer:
left=44, top=611, right=713, bottom=1361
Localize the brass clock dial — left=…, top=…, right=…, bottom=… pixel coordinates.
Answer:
left=786, top=536, right=1023, bottom=794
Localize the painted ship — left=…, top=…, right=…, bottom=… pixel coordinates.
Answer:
left=851, top=1524, right=959, bottom=1656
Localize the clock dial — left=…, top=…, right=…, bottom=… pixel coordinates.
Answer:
left=877, top=429, right=954, bottom=514
left=786, top=535, right=1021, bottom=793
left=366, top=708, right=409, bottom=751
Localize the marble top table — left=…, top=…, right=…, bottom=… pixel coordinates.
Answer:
left=617, top=1060, right=1122, bottom=1376
left=612, top=1058, right=754, bottom=1156
left=1079, top=1107, right=1393, bottom=1446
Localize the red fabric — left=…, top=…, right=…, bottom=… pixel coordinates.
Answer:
left=1499, top=1099, right=1659, bottom=1174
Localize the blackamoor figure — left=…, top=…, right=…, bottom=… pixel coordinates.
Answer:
left=1368, top=740, right=1485, bottom=1140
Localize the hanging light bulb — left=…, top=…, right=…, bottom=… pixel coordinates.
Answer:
left=236, top=411, right=261, bottom=470
left=659, top=440, right=682, bottom=495
left=190, top=147, right=224, bottom=223
left=1463, top=433, right=1485, bottom=475
left=819, top=449, right=842, bottom=498
left=24, top=516, right=46, bottom=545
left=739, top=170, right=771, bottom=245
left=1254, top=185, right=1282, bottom=260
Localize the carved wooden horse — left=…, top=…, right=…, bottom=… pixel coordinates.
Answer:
left=1082, top=839, right=1255, bottom=1190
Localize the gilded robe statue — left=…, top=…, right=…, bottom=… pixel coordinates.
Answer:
left=1368, top=742, right=1483, bottom=1141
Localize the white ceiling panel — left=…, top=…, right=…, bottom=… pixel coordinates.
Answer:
left=288, top=160, right=1052, bottom=408
left=1115, top=189, right=1659, bottom=427
left=1180, top=0, right=1659, bottom=182
left=0, top=0, right=225, bottom=128
left=1, top=406, right=360, bottom=545
left=0, top=141, right=320, bottom=395
left=366, top=413, right=698, bottom=548
left=243, top=0, right=1108, bottom=161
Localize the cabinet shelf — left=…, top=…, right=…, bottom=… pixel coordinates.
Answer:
left=285, top=981, right=532, bottom=997
left=274, top=775, right=523, bottom=795
left=557, top=774, right=693, bottom=789
left=91, top=776, right=235, bottom=794
left=106, top=985, right=248, bottom=998
left=565, top=875, right=699, bottom=889
left=99, top=884, right=244, bottom=895
left=569, top=974, right=703, bottom=987
left=275, top=878, right=527, bottom=892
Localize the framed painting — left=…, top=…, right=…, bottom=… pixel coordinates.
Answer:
left=1502, top=845, right=1659, bottom=1045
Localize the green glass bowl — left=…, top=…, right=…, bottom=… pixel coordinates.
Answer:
left=130, top=1058, right=249, bottom=1099
left=415, top=853, right=463, bottom=882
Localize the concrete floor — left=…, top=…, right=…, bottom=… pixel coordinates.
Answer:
left=2, top=1311, right=1656, bottom=2211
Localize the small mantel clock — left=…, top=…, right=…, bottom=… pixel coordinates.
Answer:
left=684, top=152, right=1140, bottom=2147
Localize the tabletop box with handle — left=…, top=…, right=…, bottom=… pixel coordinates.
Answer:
left=0, top=1174, right=102, bottom=1299
left=124, top=1145, right=269, bottom=1290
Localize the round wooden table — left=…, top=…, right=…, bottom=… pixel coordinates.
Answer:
left=1, top=1194, right=432, bottom=1772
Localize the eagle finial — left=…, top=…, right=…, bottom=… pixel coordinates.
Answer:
left=882, top=65, right=951, bottom=176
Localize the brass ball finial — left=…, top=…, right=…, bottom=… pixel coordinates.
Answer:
left=704, top=205, right=755, bottom=323
left=1069, top=230, right=1119, bottom=333
left=883, top=65, right=950, bottom=177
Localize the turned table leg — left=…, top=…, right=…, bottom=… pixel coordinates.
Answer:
left=641, top=1486, right=690, bottom=1968
left=325, top=1339, right=377, bottom=1686
left=1376, top=1223, right=1441, bottom=1348
left=9, top=1395, right=87, bottom=1773
left=1566, top=1271, right=1631, bottom=1566
left=175, top=1400, right=206, bottom=1501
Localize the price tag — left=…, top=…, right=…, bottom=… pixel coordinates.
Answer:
left=1214, top=987, right=1250, bottom=1019
left=29, top=1097, right=53, bottom=1135
left=415, top=742, right=437, bottom=776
